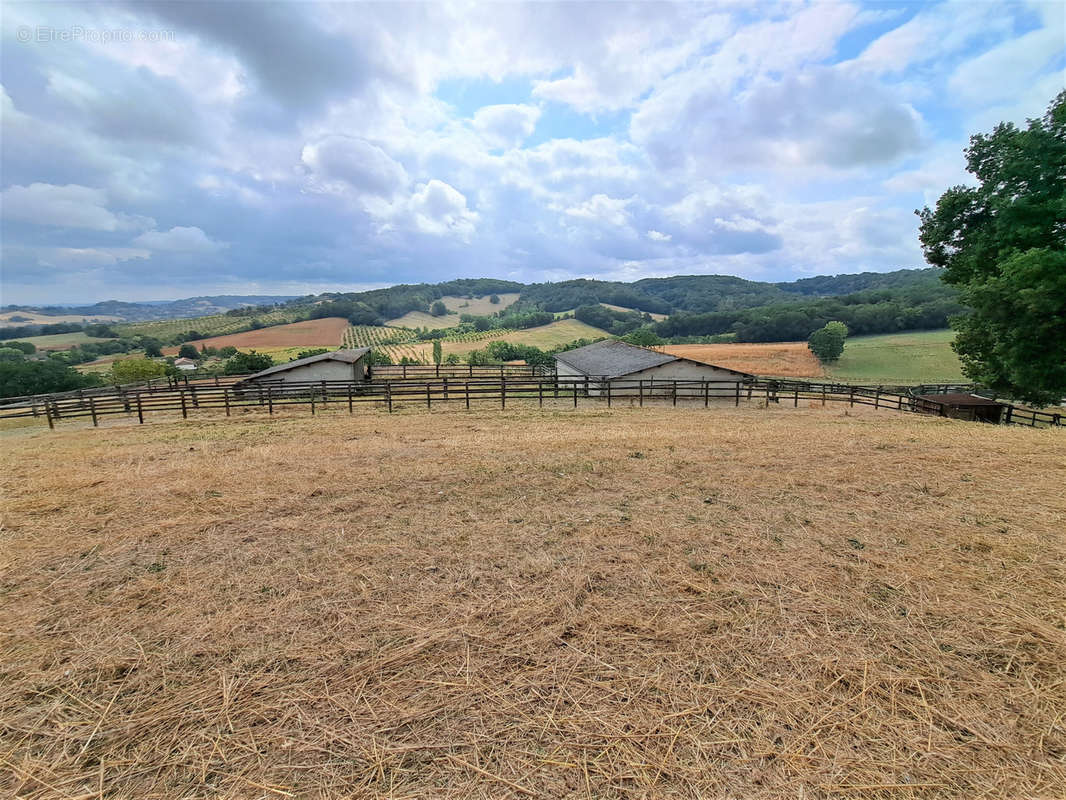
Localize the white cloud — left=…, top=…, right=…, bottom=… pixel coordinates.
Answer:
left=37, top=247, right=151, bottom=268
left=1, top=183, right=152, bottom=231
left=647, top=230, right=671, bottom=242
left=133, top=226, right=225, bottom=253
left=408, top=180, right=478, bottom=240
left=301, top=136, right=409, bottom=198
left=564, top=194, right=632, bottom=227
left=471, top=104, right=541, bottom=149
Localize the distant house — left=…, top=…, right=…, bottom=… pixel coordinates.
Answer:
left=173, top=357, right=197, bottom=371
left=236, top=348, right=371, bottom=385
left=554, top=340, right=752, bottom=397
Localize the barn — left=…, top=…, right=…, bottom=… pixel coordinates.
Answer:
left=917, top=392, right=1006, bottom=423
left=236, top=348, right=371, bottom=386
left=554, top=340, right=752, bottom=397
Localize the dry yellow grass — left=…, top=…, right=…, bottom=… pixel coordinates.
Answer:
left=2, top=405, right=1065, bottom=799
left=662, top=342, right=826, bottom=378
left=387, top=294, right=520, bottom=329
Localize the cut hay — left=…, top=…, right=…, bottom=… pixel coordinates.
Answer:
left=661, top=342, right=825, bottom=378
left=2, top=405, right=1064, bottom=798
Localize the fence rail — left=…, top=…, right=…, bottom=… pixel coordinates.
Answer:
left=4, top=375, right=1060, bottom=430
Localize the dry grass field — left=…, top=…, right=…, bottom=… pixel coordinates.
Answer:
left=662, top=342, right=826, bottom=378
left=2, top=406, right=1065, bottom=799
left=161, top=317, right=349, bottom=355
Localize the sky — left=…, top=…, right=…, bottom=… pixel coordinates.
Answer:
left=1, top=1, right=1063, bottom=305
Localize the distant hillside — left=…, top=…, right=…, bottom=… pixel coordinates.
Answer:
left=2, top=295, right=298, bottom=322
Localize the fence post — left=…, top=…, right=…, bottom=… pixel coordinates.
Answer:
left=387, top=383, right=393, bottom=413
left=443, top=377, right=449, bottom=401
left=348, top=384, right=354, bottom=414
left=45, top=402, right=55, bottom=430
left=501, top=377, right=506, bottom=409
left=225, top=388, right=231, bottom=417
left=639, top=380, right=644, bottom=408
left=137, top=393, right=144, bottom=424
left=465, top=381, right=470, bottom=410
left=672, top=382, right=678, bottom=407
left=822, top=387, right=826, bottom=407
left=1004, top=406, right=1012, bottom=425
left=606, top=381, right=611, bottom=408
left=267, top=386, right=273, bottom=415
left=191, top=386, right=199, bottom=408
left=573, top=380, right=578, bottom=408
left=849, top=387, right=855, bottom=407
left=735, top=382, right=740, bottom=407
left=90, top=396, right=98, bottom=427
left=426, top=383, right=432, bottom=409
left=584, top=376, right=589, bottom=400
left=794, top=388, right=799, bottom=407
left=538, top=381, right=543, bottom=407
left=321, top=380, right=328, bottom=407
left=704, top=380, right=709, bottom=408
left=311, top=389, right=316, bottom=415
left=181, top=390, right=188, bottom=419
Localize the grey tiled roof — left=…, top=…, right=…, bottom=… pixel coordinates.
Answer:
left=243, top=348, right=370, bottom=380
left=554, top=340, right=677, bottom=379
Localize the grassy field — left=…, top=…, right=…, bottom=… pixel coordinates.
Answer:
left=827, top=329, right=965, bottom=384
left=662, top=342, right=825, bottom=378
left=161, top=317, right=349, bottom=355
left=2, top=405, right=1064, bottom=798
left=9, top=331, right=116, bottom=351
left=380, top=318, right=607, bottom=362
left=601, top=302, right=669, bottom=321
left=387, top=293, right=520, bottom=329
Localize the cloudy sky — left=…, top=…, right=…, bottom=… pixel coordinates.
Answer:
left=1, top=1, right=1063, bottom=304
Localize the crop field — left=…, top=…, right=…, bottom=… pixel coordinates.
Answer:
left=827, top=330, right=965, bottom=385
left=662, top=342, right=826, bottom=378
left=379, top=318, right=608, bottom=362
left=386, top=293, right=520, bottom=329
left=161, top=317, right=349, bottom=355
left=5, top=332, right=116, bottom=351
left=342, top=325, right=418, bottom=349
left=118, top=309, right=303, bottom=340
left=2, top=405, right=1064, bottom=798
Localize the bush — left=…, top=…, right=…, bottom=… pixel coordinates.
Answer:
left=293, top=348, right=329, bottom=360
left=0, top=347, right=27, bottom=361
left=6, top=341, right=37, bottom=354
left=489, top=294, right=500, bottom=304
left=111, top=358, right=169, bottom=384
left=430, top=301, right=448, bottom=317
left=223, top=350, right=275, bottom=375
left=177, top=343, right=200, bottom=360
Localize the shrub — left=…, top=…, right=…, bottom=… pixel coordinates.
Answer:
left=223, top=351, right=275, bottom=375
left=111, top=358, right=169, bottom=384
left=0, top=360, right=103, bottom=398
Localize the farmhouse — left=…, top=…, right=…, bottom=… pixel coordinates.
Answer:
left=554, top=339, right=752, bottom=397
left=237, top=348, right=371, bottom=385
left=173, top=357, right=197, bottom=371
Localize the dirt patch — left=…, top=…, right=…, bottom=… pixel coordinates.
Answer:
left=162, top=317, right=348, bottom=354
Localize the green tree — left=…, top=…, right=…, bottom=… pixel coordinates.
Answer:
left=621, top=327, right=663, bottom=346
left=432, top=339, right=443, bottom=365
left=177, top=343, right=200, bottom=360
left=223, top=350, right=275, bottom=375
left=808, top=323, right=847, bottom=363
left=489, top=294, right=501, bottom=304
left=0, top=360, right=102, bottom=398
left=918, top=91, right=1066, bottom=405
left=112, top=358, right=169, bottom=383
left=430, top=300, right=448, bottom=317
left=0, top=347, right=27, bottom=361
left=6, top=341, right=37, bottom=354
left=142, top=338, right=164, bottom=358
left=293, top=348, right=329, bottom=360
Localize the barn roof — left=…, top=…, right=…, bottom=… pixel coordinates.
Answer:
left=555, top=340, right=675, bottom=378
left=918, top=392, right=1003, bottom=407
left=241, top=348, right=370, bottom=381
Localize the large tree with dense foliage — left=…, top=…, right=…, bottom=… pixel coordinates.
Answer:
left=918, top=92, right=1066, bottom=405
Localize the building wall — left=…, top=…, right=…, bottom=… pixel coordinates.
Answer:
left=603, top=360, right=745, bottom=397
left=555, top=356, right=746, bottom=397
left=249, top=358, right=365, bottom=384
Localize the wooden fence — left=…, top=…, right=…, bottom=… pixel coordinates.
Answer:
left=3, top=375, right=1060, bottom=430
